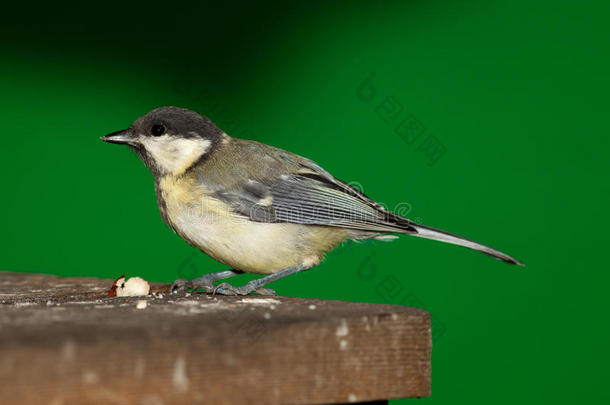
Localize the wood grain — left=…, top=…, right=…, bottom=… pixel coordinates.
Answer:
left=0, top=272, right=431, bottom=404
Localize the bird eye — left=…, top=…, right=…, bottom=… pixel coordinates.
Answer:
left=150, top=124, right=166, bottom=136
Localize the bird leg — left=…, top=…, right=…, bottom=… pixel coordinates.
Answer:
left=171, top=269, right=243, bottom=293
left=213, top=264, right=311, bottom=296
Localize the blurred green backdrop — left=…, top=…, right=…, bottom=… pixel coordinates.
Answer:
left=1, top=0, right=608, bottom=403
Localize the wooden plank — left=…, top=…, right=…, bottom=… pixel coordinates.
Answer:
left=0, top=272, right=431, bottom=404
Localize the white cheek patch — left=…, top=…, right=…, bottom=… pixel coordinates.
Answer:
left=141, top=135, right=211, bottom=175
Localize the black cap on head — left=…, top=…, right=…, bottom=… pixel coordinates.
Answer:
left=132, top=106, right=224, bottom=140
left=101, top=106, right=224, bottom=145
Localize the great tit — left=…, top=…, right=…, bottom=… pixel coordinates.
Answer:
left=101, top=106, right=523, bottom=295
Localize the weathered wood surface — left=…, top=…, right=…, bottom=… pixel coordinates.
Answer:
left=0, top=272, right=431, bottom=404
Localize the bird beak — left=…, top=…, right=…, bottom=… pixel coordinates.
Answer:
left=101, top=129, right=138, bottom=146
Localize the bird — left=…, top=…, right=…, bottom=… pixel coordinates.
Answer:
left=101, top=106, right=523, bottom=295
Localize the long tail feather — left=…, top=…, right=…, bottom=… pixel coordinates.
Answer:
left=407, top=223, right=524, bottom=266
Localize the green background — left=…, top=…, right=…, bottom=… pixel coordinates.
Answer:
left=2, top=1, right=608, bottom=403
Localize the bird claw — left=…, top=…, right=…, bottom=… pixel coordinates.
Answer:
left=212, top=282, right=276, bottom=296
left=170, top=279, right=193, bottom=294
left=171, top=279, right=275, bottom=296
left=171, top=279, right=216, bottom=294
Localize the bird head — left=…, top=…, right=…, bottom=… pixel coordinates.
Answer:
left=101, top=106, right=224, bottom=176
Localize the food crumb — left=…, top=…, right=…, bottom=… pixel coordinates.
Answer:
left=108, top=275, right=151, bottom=297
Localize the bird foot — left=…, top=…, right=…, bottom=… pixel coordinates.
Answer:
left=213, top=282, right=276, bottom=296
left=172, top=270, right=246, bottom=294
left=170, top=279, right=215, bottom=294
left=170, top=279, right=274, bottom=296
left=171, top=279, right=193, bottom=294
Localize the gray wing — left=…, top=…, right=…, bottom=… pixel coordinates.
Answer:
left=205, top=142, right=524, bottom=265
left=212, top=157, right=416, bottom=234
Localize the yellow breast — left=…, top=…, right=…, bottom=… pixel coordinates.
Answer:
left=158, top=175, right=348, bottom=274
